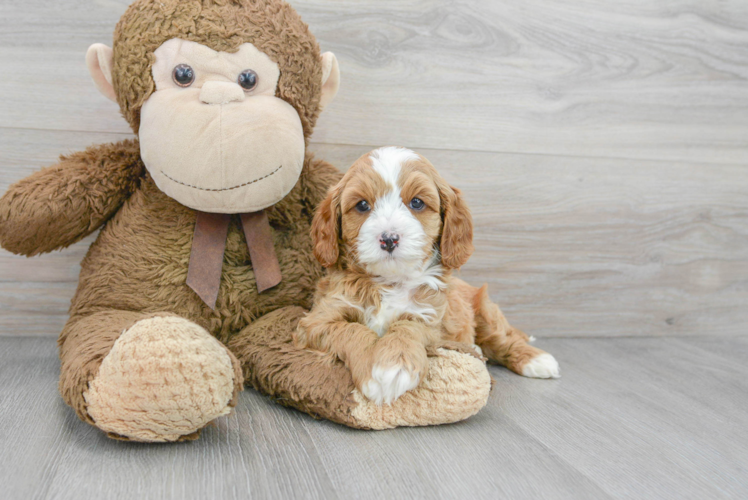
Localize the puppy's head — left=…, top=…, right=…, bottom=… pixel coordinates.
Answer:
left=311, top=147, right=473, bottom=278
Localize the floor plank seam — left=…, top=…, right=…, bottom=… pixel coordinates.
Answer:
left=2, top=126, right=746, bottom=167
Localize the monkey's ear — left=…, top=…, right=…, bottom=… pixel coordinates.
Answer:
left=319, top=52, right=340, bottom=111
left=86, top=43, right=117, bottom=103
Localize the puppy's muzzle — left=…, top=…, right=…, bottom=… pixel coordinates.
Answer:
left=379, top=232, right=399, bottom=253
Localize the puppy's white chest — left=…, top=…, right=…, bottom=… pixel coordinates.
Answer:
left=365, top=286, right=435, bottom=337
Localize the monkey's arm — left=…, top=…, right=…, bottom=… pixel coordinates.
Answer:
left=0, top=139, right=144, bottom=256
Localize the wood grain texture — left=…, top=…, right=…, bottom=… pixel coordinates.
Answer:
left=2, top=137, right=746, bottom=337
left=498, top=337, right=748, bottom=498
left=1, top=0, right=747, bottom=163
left=1, top=2, right=745, bottom=498
left=1, top=336, right=746, bottom=499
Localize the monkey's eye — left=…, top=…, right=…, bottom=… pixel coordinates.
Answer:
left=172, top=64, right=195, bottom=87
left=355, top=200, right=370, bottom=213
left=409, top=198, right=425, bottom=210
left=238, top=69, right=258, bottom=91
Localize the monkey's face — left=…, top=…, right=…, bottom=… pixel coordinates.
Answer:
left=136, top=39, right=303, bottom=213
left=87, top=16, right=340, bottom=214
left=86, top=1, right=340, bottom=213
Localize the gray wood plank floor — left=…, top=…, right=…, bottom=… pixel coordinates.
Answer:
left=1, top=336, right=746, bottom=500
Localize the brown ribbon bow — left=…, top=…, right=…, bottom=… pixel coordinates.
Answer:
left=186, top=210, right=282, bottom=309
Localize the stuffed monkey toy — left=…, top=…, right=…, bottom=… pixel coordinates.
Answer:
left=0, top=0, right=491, bottom=442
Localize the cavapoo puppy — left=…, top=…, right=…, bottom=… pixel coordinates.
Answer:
left=295, top=147, right=559, bottom=405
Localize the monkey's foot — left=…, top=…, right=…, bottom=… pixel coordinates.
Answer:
left=84, top=316, right=243, bottom=442
left=230, top=307, right=492, bottom=430
left=349, top=345, right=492, bottom=429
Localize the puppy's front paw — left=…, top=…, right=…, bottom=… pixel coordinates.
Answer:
left=358, top=337, right=428, bottom=405
left=521, top=353, right=561, bottom=379
left=361, top=364, right=420, bottom=405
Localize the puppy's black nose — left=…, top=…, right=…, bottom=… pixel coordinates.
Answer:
left=380, top=233, right=399, bottom=253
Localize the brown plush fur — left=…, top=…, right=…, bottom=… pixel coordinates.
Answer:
left=297, top=151, right=549, bottom=401
left=0, top=139, right=143, bottom=256
left=51, top=152, right=339, bottom=428
left=112, top=0, right=323, bottom=139
left=0, top=0, right=342, bottom=438
left=0, top=0, right=493, bottom=439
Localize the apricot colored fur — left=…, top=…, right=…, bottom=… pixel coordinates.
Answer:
left=297, top=151, right=549, bottom=401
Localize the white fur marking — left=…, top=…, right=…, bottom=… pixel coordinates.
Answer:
left=361, top=254, right=445, bottom=336
left=357, top=146, right=435, bottom=284
left=366, top=283, right=438, bottom=336
left=355, top=145, right=446, bottom=335
left=356, top=190, right=427, bottom=279
left=361, top=364, right=420, bottom=405
left=522, top=353, right=561, bottom=379
left=369, top=147, right=418, bottom=189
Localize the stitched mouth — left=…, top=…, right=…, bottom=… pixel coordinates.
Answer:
left=159, top=165, right=283, bottom=192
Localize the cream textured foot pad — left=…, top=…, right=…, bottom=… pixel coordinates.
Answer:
left=84, top=316, right=237, bottom=442
left=349, top=348, right=491, bottom=429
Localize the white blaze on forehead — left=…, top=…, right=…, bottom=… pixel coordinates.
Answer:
left=356, top=147, right=430, bottom=282
left=369, top=147, right=419, bottom=189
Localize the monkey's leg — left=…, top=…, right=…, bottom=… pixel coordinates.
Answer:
left=59, top=310, right=243, bottom=442
left=472, top=285, right=561, bottom=379
left=227, top=307, right=491, bottom=430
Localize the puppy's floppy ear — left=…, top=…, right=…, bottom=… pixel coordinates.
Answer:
left=437, top=180, right=474, bottom=269
left=311, top=183, right=342, bottom=268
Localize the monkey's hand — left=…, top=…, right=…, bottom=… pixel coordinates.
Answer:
left=0, top=139, right=143, bottom=256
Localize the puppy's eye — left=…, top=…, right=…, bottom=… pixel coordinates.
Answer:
left=409, top=197, right=425, bottom=210
left=355, top=200, right=370, bottom=213
left=172, top=64, right=195, bottom=87
left=238, top=69, right=258, bottom=90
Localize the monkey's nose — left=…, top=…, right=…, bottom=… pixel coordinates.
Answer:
left=380, top=233, right=399, bottom=253
left=199, top=81, right=245, bottom=105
